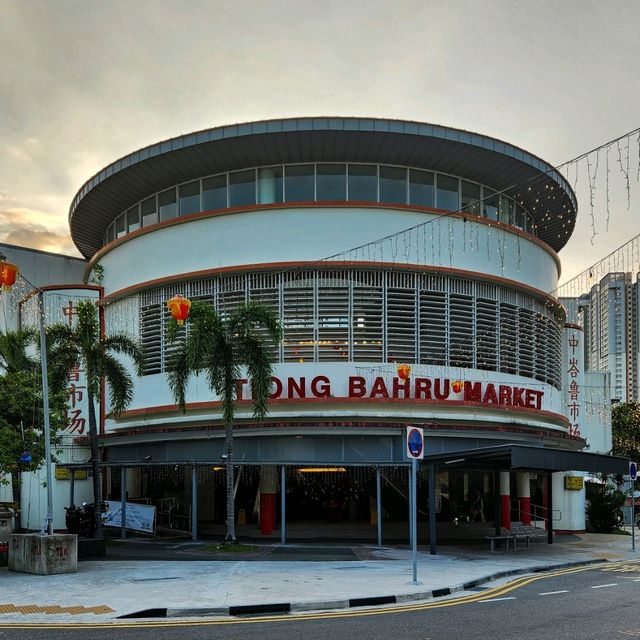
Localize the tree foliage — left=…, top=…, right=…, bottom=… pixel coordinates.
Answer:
left=47, top=301, right=145, bottom=537
left=0, top=329, right=70, bottom=511
left=585, top=482, right=626, bottom=533
left=612, top=402, right=640, bottom=459
left=166, top=301, right=282, bottom=542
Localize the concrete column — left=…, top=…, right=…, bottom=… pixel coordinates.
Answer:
left=499, top=471, right=511, bottom=530
left=280, top=466, right=286, bottom=545
left=191, top=466, right=198, bottom=542
left=517, top=471, right=531, bottom=525
left=259, top=466, right=278, bottom=535
left=120, top=467, right=127, bottom=540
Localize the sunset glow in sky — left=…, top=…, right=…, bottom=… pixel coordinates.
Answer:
left=2, top=0, right=639, bottom=285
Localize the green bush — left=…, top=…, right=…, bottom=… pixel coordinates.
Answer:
left=586, top=484, right=626, bottom=533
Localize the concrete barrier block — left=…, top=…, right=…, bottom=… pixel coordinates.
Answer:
left=9, top=534, right=77, bottom=575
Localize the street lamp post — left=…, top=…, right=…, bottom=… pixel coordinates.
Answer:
left=37, top=290, right=54, bottom=535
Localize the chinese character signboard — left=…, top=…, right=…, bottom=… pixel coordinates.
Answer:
left=563, top=325, right=585, bottom=439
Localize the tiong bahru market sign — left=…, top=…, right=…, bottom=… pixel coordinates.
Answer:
left=236, top=374, right=545, bottom=410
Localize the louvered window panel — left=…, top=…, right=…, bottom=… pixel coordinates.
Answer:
left=217, top=276, right=247, bottom=320
left=140, top=303, right=162, bottom=374
left=476, top=298, right=497, bottom=371
left=134, top=268, right=564, bottom=390
left=420, top=291, right=447, bottom=365
left=386, top=286, right=417, bottom=363
left=283, top=275, right=315, bottom=362
left=249, top=273, right=281, bottom=361
left=352, top=285, right=383, bottom=361
left=449, top=294, right=474, bottom=367
left=499, top=303, right=518, bottom=374
left=534, top=313, right=548, bottom=383
left=518, top=308, right=535, bottom=377
left=318, top=286, right=350, bottom=361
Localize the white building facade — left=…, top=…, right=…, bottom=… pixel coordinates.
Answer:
left=2, top=118, right=624, bottom=537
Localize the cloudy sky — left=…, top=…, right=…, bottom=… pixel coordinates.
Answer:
left=1, top=0, right=639, bottom=284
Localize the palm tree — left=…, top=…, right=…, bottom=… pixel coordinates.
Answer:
left=0, top=328, right=37, bottom=375
left=167, top=301, right=282, bottom=543
left=47, top=301, right=144, bottom=538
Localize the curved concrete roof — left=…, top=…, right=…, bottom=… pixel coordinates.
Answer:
left=69, top=117, right=577, bottom=258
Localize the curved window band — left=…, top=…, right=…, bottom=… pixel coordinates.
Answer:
left=103, top=164, right=536, bottom=247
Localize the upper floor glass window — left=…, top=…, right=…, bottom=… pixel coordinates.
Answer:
left=379, top=166, right=407, bottom=204
left=158, top=188, right=177, bottom=222
left=115, top=214, right=126, bottom=238
left=348, top=164, right=377, bottom=201
left=317, top=164, right=346, bottom=200
left=258, top=167, right=283, bottom=204
left=229, top=170, right=256, bottom=207
left=103, top=162, right=537, bottom=247
left=141, top=196, right=158, bottom=227
left=409, top=169, right=434, bottom=207
left=437, top=175, right=459, bottom=211
left=285, top=164, right=315, bottom=202
left=461, top=181, right=481, bottom=217
left=127, top=205, right=140, bottom=233
left=483, top=188, right=499, bottom=221
left=179, top=181, right=201, bottom=216
left=203, top=175, right=227, bottom=210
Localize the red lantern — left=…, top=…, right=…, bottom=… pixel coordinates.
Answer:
left=0, top=260, right=18, bottom=291
left=397, top=363, right=411, bottom=380
left=451, top=380, right=463, bottom=393
left=167, top=294, right=191, bottom=325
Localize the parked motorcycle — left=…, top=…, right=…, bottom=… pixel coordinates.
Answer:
left=65, top=502, right=107, bottom=538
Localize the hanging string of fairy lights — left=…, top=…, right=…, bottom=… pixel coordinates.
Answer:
left=555, top=228, right=640, bottom=300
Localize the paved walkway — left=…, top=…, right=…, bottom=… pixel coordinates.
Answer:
left=1, top=532, right=639, bottom=623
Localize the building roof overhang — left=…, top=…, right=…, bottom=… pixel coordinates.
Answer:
left=424, top=444, right=628, bottom=473
left=69, top=117, right=577, bottom=258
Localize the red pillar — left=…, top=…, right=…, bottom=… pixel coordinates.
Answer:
left=517, top=471, right=531, bottom=525
left=259, top=466, right=277, bottom=535
left=500, top=471, right=511, bottom=530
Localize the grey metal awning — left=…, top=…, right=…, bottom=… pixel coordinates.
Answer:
left=424, top=444, right=628, bottom=474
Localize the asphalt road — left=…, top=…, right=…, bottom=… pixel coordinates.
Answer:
left=3, top=561, right=640, bottom=640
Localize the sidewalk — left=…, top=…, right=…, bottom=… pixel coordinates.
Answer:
left=1, top=533, right=639, bottom=623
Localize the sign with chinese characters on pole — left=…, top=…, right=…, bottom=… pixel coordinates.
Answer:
left=20, top=288, right=101, bottom=466
left=563, top=324, right=585, bottom=439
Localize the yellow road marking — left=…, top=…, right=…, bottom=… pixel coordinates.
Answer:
left=0, top=560, right=627, bottom=631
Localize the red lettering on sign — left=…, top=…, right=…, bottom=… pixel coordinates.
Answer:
left=483, top=384, right=498, bottom=404
left=392, top=377, right=410, bottom=399
left=464, top=381, right=482, bottom=402
left=370, top=377, right=389, bottom=399
left=348, top=376, right=367, bottom=398
left=434, top=378, right=450, bottom=400
left=311, top=376, right=331, bottom=398
left=269, top=376, right=283, bottom=399
left=512, top=387, right=524, bottom=408
left=414, top=378, right=432, bottom=399
left=288, top=377, right=306, bottom=398
left=499, top=385, right=512, bottom=406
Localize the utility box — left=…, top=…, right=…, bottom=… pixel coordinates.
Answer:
left=9, top=534, right=78, bottom=575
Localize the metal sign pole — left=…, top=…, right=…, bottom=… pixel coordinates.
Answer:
left=632, top=484, right=635, bottom=552
left=411, top=457, right=418, bottom=584
left=630, top=462, right=637, bottom=552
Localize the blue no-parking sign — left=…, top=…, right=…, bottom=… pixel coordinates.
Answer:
left=406, top=426, right=425, bottom=459
left=630, top=461, right=638, bottom=481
